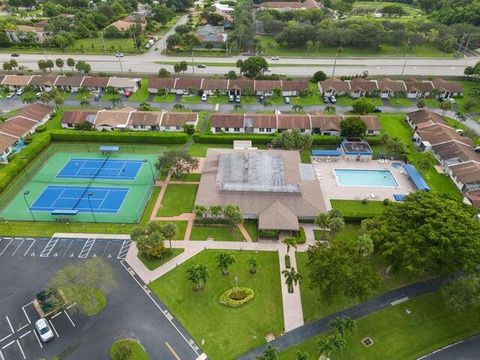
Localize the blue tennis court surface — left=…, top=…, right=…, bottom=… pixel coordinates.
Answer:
left=31, top=185, right=129, bottom=213
left=57, top=158, right=143, bottom=180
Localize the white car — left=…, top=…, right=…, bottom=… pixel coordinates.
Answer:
left=228, top=94, right=234, bottom=102
left=35, top=318, right=54, bottom=342
left=271, top=56, right=280, bottom=60
left=6, top=92, right=15, bottom=99
left=201, top=93, right=208, bottom=102
left=16, top=88, right=24, bottom=95
left=285, top=96, right=291, bottom=104
left=330, top=95, right=337, bottom=104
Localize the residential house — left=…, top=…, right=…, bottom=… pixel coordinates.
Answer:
left=229, top=79, right=254, bottom=96
left=448, top=161, right=480, bottom=193
left=310, top=114, right=343, bottom=135
left=406, top=109, right=446, bottom=130
left=107, top=17, right=146, bottom=32
left=254, top=80, right=282, bottom=97
left=81, top=76, right=110, bottom=91
left=277, top=114, right=311, bottom=133
left=28, top=75, right=58, bottom=92
left=244, top=114, right=277, bottom=134
left=348, top=78, right=378, bottom=98
left=431, top=78, right=463, bottom=99
left=127, top=111, right=163, bottom=131
left=160, top=112, right=198, bottom=131
left=5, top=25, right=48, bottom=43
left=61, top=110, right=98, bottom=128
left=107, top=77, right=139, bottom=94
left=355, top=115, right=381, bottom=135
left=280, top=80, right=309, bottom=97
left=173, top=78, right=203, bottom=95
left=377, top=78, right=407, bottom=99
left=201, top=79, right=229, bottom=95
left=94, top=108, right=135, bottom=131
left=466, top=190, right=480, bottom=208
left=318, top=77, right=351, bottom=96
left=405, top=78, right=434, bottom=99
left=1, top=75, right=32, bottom=91
left=413, top=123, right=472, bottom=150
left=54, top=76, right=85, bottom=92
left=211, top=114, right=245, bottom=133
left=17, top=103, right=54, bottom=125
left=148, top=77, right=177, bottom=94
left=195, top=24, right=227, bottom=48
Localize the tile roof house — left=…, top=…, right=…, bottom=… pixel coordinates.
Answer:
left=128, top=111, right=163, bottom=131
left=318, top=77, right=351, bottom=95
left=195, top=149, right=326, bottom=231
left=160, top=112, right=198, bottom=131
left=466, top=190, right=480, bottom=208
left=310, top=114, right=342, bottom=135
left=0, top=117, right=38, bottom=137
left=406, top=109, right=445, bottom=130
left=107, top=77, right=139, bottom=92
left=81, top=76, right=110, bottom=90
left=348, top=78, right=379, bottom=98
left=281, top=80, right=309, bottom=96
left=431, top=78, right=463, bottom=98
left=28, top=75, right=59, bottom=91
left=1, top=75, right=32, bottom=89
left=195, top=25, right=227, bottom=47
left=54, top=76, right=85, bottom=91
left=244, top=113, right=277, bottom=134
left=405, top=78, right=434, bottom=99
left=211, top=114, right=246, bottom=133
left=414, top=123, right=472, bottom=148
left=148, top=77, right=177, bottom=93
left=229, top=79, right=255, bottom=95
left=448, top=161, right=480, bottom=193
left=17, top=103, right=54, bottom=123
left=201, top=79, right=229, bottom=95
left=61, top=110, right=98, bottom=128
left=94, top=108, right=135, bottom=130
left=173, top=78, right=203, bottom=94
left=5, top=24, right=49, bottom=43
left=377, top=78, right=407, bottom=98
left=277, top=114, right=312, bottom=133
left=254, top=80, right=282, bottom=96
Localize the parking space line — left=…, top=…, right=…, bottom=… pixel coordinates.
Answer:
left=23, top=239, right=36, bottom=256
left=11, top=239, right=24, bottom=256
left=166, top=342, right=181, bottom=360
left=17, top=324, right=29, bottom=332
left=40, top=237, right=58, bottom=257
left=19, top=330, right=31, bottom=339
left=66, top=303, right=77, bottom=310
left=117, top=239, right=131, bottom=259
left=62, top=239, right=74, bottom=257
left=101, top=241, right=111, bottom=258
left=0, top=334, right=11, bottom=343
left=32, top=329, right=43, bottom=348
left=1, top=340, right=14, bottom=350
left=79, top=238, right=95, bottom=258
left=0, top=349, right=4, bottom=360
left=48, top=319, right=59, bottom=338
left=0, top=239, right=13, bottom=256
left=16, top=340, right=26, bottom=359
left=22, top=303, right=32, bottom=324
left=51, top=312, right=62, bottom=319
left=5, top=316, right=13, bottom=334
left=64, top=310, right=75, bottom=327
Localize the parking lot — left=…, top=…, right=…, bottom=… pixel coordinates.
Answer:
left=0, top=237, right=203, bottom=360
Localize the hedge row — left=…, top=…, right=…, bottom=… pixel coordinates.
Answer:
left=50, top=130, right=188, bottom=144
left=296, top=226, right=306, bottom=244
left=366, top=135, right=381, bottom=146
left=311, top=135, right=342, bottom=146
left=0, top=132, right=52, bottom=194
left=193, top=133, right=275, bottom=145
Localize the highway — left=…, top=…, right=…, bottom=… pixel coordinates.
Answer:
left=0, top=51, right=478, bottom=77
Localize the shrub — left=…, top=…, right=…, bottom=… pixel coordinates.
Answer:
left=219, top=287, right=254, bottom=307
left=311, top=135, right=342, bottom=146
left=35, top=124, right=47, bottom=133
left=296, top=226, right=306, bottom=244
left=50, top=130, right=188, bottom=144
left=193, top=133, right=275, bottom=145
left=258, top=229, right=280, bottom=239
left=383, top=198, right=390, bottom=206
left=285, top=255, right=291, bottom=268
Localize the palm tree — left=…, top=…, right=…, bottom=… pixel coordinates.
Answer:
left=455, top=111, right=467, bottom=125
left=329, top=316, right=357, bottom=336
left=328, top=217, right=345, bottom=241
left=209, top=205, right=223, bottom=219
left=215, top=252, right=235, bottom=275
left=39, top=92, right=51, bottom=104
left=324, top=105, right=336, bottom=114
left=282, top=236, right=297, bottom=254
left=329, top=333, right=347, bottom=353
left=417, top=151, right=437, bottom=171
left=257, top=345, right=279, bottom=360
left=317, top=336, right=334, bottom=356
left=192, top=205, right=207, bottom=221
left=80, top=97, right=91, bottom=107
left=440, top=100, right=452, bottom=116
left=292, top=104, right=303, bottom=112
left=295, top=351, right=309, bottom=360
left=162, top=223, right=177, bottom=248
left=314, top=213, right=329, bottom=241
left=247, top=257, right=258, bottom=275
left=282, top=267, right=302, bottom=293
left=186, top=264, right=210, bottom=291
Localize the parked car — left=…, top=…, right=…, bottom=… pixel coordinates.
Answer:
left=35, top=318, right=54, bottom=342
left=324, top=95, right=329, bottom=103
left=16, top=88, right=24, bottom=95
left=201, top=93, right=208, bottom=102
left=474, top=146, right=480, bottom=153
left=124, top=90, right=131, bottom=97
left=260, top=95, right=265, bottom=101
left=235, top=95, right=241, bottom=103
left=285, top=97, right=291, bottom=104
left=11, top=53, right=19, bottom=57
left=94, top=94, right=100, bottom=101
left=35, top=92, right=42, bottom=99
left=372, top=108, right=382, bottom=113
left=6, top=92, right=15, bottom=99
left=330, top=95, right=336, bottom=104
left=197, top=64, right=206, bottom=68
left=228, top=94, right=234, bottom=102
left=271, top=56, right=280, bottom=60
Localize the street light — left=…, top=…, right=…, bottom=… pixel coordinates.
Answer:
left=401, top=39, right=411, bottom=77
left=87, top=192, right=96, bottom=223
left=23, top=190, right=36, bottom=222
left=332, top=46, right=343, bottom=77
left=115, top=53, right=124, bottom=72
left=143, top=159, right=155, bottom=184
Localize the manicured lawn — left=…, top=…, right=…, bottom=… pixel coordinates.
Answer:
left=110, top=338, right=150, bottom=360
left=190, top=225, right=245, bottom=241
left=244, top=219, right=258, bottom=242
left=171, top=173, right=201, bottom=182
left=376, top=113, right=462, bottom=200
left=149, top=250, right=283, bottom=360
left=388, top=97, right=413, bottom=107
left=207, top=95, right=230, bottom=104
left=455, top=80, right=480, bottom=113
left=69, top=37, right=140, bottom=54
left=424, top=98, right=441, bottom=108
left=181, top=95, right=202, bottom=104
left=129, top=79, right=149, bottom=102
left=187, top=143, right=232, bottom=157
left=337, top=96, right=383, bottom=107
left=155, top=220, right=188, bottom=240
left=153, top=94, right=176, bottom=103
left=156, top=184, right=198, bottom=216
left=280, top=291, right=480, bottom=360
left=75, top=91, right=92, bottom=101
left=353, top=1, right=424, bottom=16
left=137, top=248, right=184, bottom=270
left=330, top=199, right=387, bottom=218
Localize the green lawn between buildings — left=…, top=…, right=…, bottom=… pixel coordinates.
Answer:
left=279, top=291, right=480, bottom=360
left=137, top=248, right=184, bottom=270
left=149, top=250, right=283, bottom=360
left=244, top=219, right=259, bottom=242
left=388, top=97, right=413, bottom=107
left=190, top=225, right=245, bottom=241
left=110, top=338, right=150, bottom=360
left=337, top=96, right=383, bottom=107
left=156, top=184, right=198, bottom=216
left=129, top=78, right=149, bottom=102
left=330, top=199, right=387, bottom=218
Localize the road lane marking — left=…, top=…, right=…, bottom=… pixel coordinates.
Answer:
left=79, top=238, right=95, bottom=258
left=40, top=237, right=58, bottom=257
left=22, top=303, right=32, bottom=324
left=17, top=324, right=29, bottom=332
left=65, top=311, right=75, bottom=327
left=0, top=334, right=12, bottom=343
left=165, top=342, right=181, bottom=360
left=62, top=239, right=74, bottom=257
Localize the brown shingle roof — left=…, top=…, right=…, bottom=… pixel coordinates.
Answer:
left=349, top=78, right=378, bottom=92
left=129, top=111, right=162, bottom=126
left=405, top=78, right=434, bottom=93
left=17, top=103, right=53, bottom=122
left=94, top=110, right=131, bottom=127
left=174, top=78, right=203, bottom=90
left=356, top=115, right=380, bottom=131
left=28, top=75, right=58, bottom=87
left=0, top=133, right=18, bottom=155
left=277, top=114, right=311, bottom=129
left=244, top=114, right=277, bottom=129
left=416, top=124, right=472, bottom=147
left=432, top=141, right=479, bottom=163
left=377, top=78, right=407, bottom=92
left=281, top=80, right=309, bottom=92
left=255, top=80, right=282, bottom=91
left=431, top=78, right=463, bottom=94
left=210, top=114, right=244, bottom=128
left=82, top=76, right=109, bottom=87
left=259, top=201, right=299, bottom=231
left=201, top=79, right=229, bottom=91
left=148, top=77, right=176, bottom=89
left=229, top=79, right=254, bottom=91
left=54, top=76, right=85, bottom=87
left=310, top=114, right=342, bottom=131
left=408, top=109, right=445, bottom=128
left=162, top=112, right=197, bottom=126
left=319, top=77, right=350, bottom=92
left=107, top=77, right=137, bottom=88
left=466, top=190, right=480, bottom=208
left=0, top=116, right=37, bottom=137
left=61, top=110, right=98, bottom=125
left=449, top=161, right=480, bottom=185
left=2, top=75, right=32, bottom=86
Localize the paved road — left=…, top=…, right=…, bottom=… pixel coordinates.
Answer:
left=0, top=52, right=478, bottom=76
left=237, top=277, right=446, bottom=360
left=0, top=236, right=203, bottom=360
left=420, top=336, right=480, bottom=360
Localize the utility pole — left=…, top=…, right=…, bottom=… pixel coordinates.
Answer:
left=101, top=30, right=107, bottom=53
left=191, top=50, right=195, bottom=75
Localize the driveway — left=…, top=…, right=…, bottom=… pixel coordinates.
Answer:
left=0, top=236, right=203, bottom=360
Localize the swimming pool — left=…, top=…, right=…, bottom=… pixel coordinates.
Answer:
left=334, top=169, right=399, bottom=187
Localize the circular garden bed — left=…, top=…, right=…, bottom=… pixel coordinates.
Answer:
left=219, top=287, right=254, bottom=308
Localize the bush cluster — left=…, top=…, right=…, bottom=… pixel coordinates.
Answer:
left=193, top=133, right=275, bottom=145
left=51, top=130, right=188, bottom=144
left=219, top=287, right=254, bottom=308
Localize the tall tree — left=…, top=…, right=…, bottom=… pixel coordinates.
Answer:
left=66, top=57, right=76, bottom=71
left=55, top=58, right=64, bottom=72
left=162, top=222, right=177, bottom=248
left=282, top=267, right=303, bottom=293
left=340, top=117, right=367, bottom=138
left=155, top=150, right=199, bottom=178
left=441, top=274, right=480, bottom=314
left=257, top=345, right=279, bottom=360
left=352, top=98, right=376, bottom=114
left=282, top=236, right=298, bottom=254
left=239, top=56, right=268, bottom=79
left=329, top=316, right=357, bottom=336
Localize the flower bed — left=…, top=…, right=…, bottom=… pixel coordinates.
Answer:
left=219, top=287, right=254, bottom=308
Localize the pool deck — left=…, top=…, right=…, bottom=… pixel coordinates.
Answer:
left=312, top=158, right=416, bottom=209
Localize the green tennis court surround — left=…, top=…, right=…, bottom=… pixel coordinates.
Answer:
left=0, top=143, right=162, bottom=223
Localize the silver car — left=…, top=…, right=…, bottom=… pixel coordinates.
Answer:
left=35, top=318, right=54, bottom=342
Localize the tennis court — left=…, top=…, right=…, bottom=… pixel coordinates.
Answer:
left=57, top=159, right=143, bottom=180
left=0, top=144, right=160, bottom=223
left=31, top=185, right=129, bottom=213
